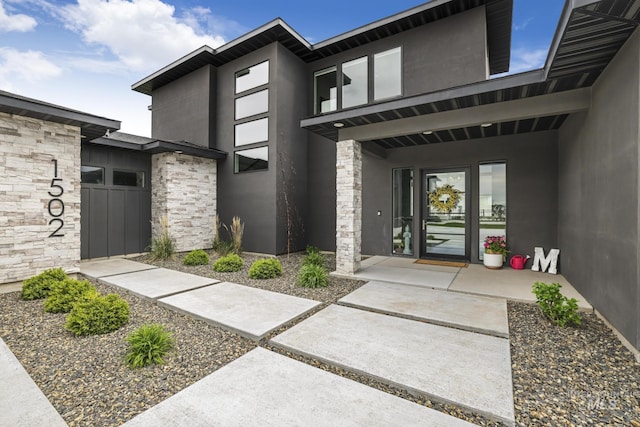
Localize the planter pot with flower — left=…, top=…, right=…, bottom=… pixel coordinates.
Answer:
left=483, top=236, right=508, bottom=269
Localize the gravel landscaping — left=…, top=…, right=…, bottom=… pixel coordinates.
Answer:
left=1, top=251, right=639, bottom=426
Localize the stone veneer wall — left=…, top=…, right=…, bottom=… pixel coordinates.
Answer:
left=0, top=112, right=81, bottom=284
left=151, top=152, right=217, bottom=252
left=335, top=139, right=362, bottom=274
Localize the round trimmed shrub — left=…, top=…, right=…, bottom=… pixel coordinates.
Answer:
left=212, top=254, right=243, bottom=272
left=44, top=278, right=99, bottom=313
left=183, top=249, right=210, bottom=266
left=125, top=324, right=174, bottom=369
left=21, top=268, right=67, bottom=301
left=297, top=263, right=329, bottom=288
left=248, top=258, right=283, bottom=279
left=65, top=294, right=130, bottom=336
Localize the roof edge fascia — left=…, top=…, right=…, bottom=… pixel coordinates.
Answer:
left=311, top=0, right=451, bottom=50
left=0, top=91, right=120, bottom=130
left=131, top=45, right=215, bottom=92
left=543, top=0, right=601, bottom=78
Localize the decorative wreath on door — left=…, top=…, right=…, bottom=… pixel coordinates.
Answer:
left=429, top=184, right=462, bottom=213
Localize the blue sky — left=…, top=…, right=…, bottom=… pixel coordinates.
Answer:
left=0, top=0, right=564, bottom=136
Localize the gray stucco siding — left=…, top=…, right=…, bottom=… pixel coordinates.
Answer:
left=558, top=28, right=640, bottom=350
left=305, top=6, right=488, bottom=115
left=151, top=65, right=216, bottom=148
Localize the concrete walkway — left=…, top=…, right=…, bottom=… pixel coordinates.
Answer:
left=271, top=304, right=515, bottom=425
left=0, top=338, right=67, bottom=427
left=122, top=347, right=475, bottom=427
left=339, top=280, right=509, bottom=337
left=159, top=282, right=321, bottom=340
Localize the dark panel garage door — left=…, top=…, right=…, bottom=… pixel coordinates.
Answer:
left=80, top=145, right=151, bottom=259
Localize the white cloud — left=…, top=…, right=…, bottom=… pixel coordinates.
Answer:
left=0, top=0, right=37, bottom=32
left=508, top=48, right=548, bottom=74
left=0, top=48, right=62, bottom=89
left=513, top=18, right=533, bottom=32
left=60, top=0, right=226, bottom=72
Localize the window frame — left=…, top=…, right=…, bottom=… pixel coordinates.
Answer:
left=341, top=56, right=368, bottom=109
left=313, top=66, right=337, bottom=114
left=373, top=46, right=403, bottom=101
left=234, top=146, right=269, bottom=173
left=80, top=165, right=105, bottom=185
left=235, top=60, right=270, bottom=95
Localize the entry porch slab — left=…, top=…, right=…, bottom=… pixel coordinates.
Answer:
left=158, top=282, right=321, bottom=340
left=339, top=281, right=508, bottom=337
left=349, top=264, right=457, bottom=289
left=98, top=268, right=217, bottom=300
left=122, top=347, right=474, bottom=427
left=271, top=304, right=514, bottom=425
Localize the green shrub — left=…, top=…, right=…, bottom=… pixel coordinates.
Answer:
left=149, top=215, right=175, bottom=260
left=306, top=245, right=320, bottom=255
left=297, top=263, right=329, bottom=288
left=125, top=324, right=174, bottom=369
left=183, top=249, right=210, bottom=266
left=44, top=278, right=98, bottom=313
left=302, top=251, right=325, bottom=268
left=65, top=294, right=130, bottom=336
left=212, top=254, right=243, bottom=272
left=532, top=282, right=582, bottom=327
left=21, top=268, right=67, bottom=300
left=248, top=258, right=283, bottom=279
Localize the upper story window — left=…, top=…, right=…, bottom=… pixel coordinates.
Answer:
left=235, top=146, right=268, bottom=173
left=235, top=89, right=268, bottom=120
left=374, top=47, right=402, bottom=101
left=235, top=117, right=268, bottom=147
left=342, top=57, right=368, bottom=109
left=314, top=66, right=337, bottom=114
left=235, top=60, right=269, bottom=94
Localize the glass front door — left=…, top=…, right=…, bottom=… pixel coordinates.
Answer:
left=422, top=169, right=470, bottom=259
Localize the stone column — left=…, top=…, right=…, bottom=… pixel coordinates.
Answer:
left=336, top=139, right=362, bottom=275
left=151, top=152, right=217, bottom=252
left=0, top=113, right=81, bottom=284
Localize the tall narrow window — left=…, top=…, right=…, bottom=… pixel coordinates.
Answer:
left=374, top=47, right=402, bottom=101
left=235, top=61, right=269, bottom=94
left=342, top=57, right=368, bottom=108
left=479, top=162, right=507, bottom=260
left=392, top=168, right=414, bottom=255
left=235, top=89, right=268, bottom=120
left=235, top=147, right=268, bottom=173
left=314, top=66, right=337, bottom=114
left=234, top=117, right=268, bottom=147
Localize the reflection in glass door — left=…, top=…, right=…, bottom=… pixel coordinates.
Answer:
left=423, top=170, right=469, bottom=258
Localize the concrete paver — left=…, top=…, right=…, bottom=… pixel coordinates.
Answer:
left=352, top=265, right=456, bottom=289
left=339, top=281, right=508, bottom=337
left=121, top=347, right=476, bottom=427
left=0, top=338, right=67, bottom=427
left=449, top=264, right=592, bottom=310
left=99, top=268, right=217, bottom=300
left=158, top=282, right=322, bottom=340
left=271, top=304, right=514, bottom=426
left=80, top=258, right=156, bottom=279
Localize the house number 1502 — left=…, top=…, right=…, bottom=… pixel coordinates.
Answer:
left=48, top=159, right=65, bottom=237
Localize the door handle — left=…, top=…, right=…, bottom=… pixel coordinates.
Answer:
left=422, top=220, right=426, bottom=231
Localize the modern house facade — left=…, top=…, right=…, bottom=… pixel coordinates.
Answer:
left=1, top=0, right=639, bottom=352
